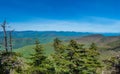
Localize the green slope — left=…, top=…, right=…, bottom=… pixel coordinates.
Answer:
left=14, top=42, right=120, bottom=60
left=14, top=43, right=54, bottom=58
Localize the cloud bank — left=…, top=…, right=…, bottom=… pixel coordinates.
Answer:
left=9, top=17, right=120, bottom=33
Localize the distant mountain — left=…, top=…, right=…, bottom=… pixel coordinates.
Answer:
left=101, top=33, right=120, bottom=36
left=0, top=31, right=93, bottom=38
left=0, top=31, right=93, bottom=49
left=76, top=34, right=120, bottom=50
left=0, top=31, right=120, bottom=49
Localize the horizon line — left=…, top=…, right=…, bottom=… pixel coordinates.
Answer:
left=0, top=30, right=120, bottom=33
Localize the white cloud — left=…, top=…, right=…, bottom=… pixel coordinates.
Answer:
left=7, top=17, right=120, bottom=33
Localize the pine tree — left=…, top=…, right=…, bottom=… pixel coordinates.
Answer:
left=74, top=42, right=101, bottom=74
left=66, top=41, right=101, bottom=74
left=52, top=38, right=69, bottom=74
left=29, top=40, right=55, bottom=74
left=83, top=43, right=101, bottom=74
left=66, top=40, right=85, bottom=74
left=29, top=40, right=47, bottom=74
left=53, top=38, right=64, bottom=53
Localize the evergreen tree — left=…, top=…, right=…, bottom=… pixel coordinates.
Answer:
left=84, top=43, right=101, bottom=74
left=29, top=40, right=47, bottom=74
left=66, top=40, right=85, bottom=74
left=53, top=38, right=64, bottom=53
left=52, top=38, right=69, bottom=74
left=66, top=41, right=101, bottom=74
left=31, top=40, right=46, bottom=66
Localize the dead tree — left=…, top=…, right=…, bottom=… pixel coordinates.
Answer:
left=1, top=20, right=8, bottom=52
left=9, top=30, right=13, bottom=52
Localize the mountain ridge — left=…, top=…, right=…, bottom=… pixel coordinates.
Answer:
left=0, top=31, right=120, bottom=49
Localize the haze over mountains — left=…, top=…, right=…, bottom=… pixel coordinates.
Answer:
left=0, top=31, right=120, bottom=50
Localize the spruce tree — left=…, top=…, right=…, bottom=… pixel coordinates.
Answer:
left=29, top=40, right=47, bottom=74
left=52, top=38, right=69, bottom=74
left=83, top=43, right=101, bottom=74
left=66, top=40, right=85, bottom=74
left=66, top=41, right=101, bottom=74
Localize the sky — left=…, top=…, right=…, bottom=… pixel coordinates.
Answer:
left=0, top=0, right=120, bottom=32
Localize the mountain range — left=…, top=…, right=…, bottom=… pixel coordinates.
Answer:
left=0, top=31, right=120, bottom=49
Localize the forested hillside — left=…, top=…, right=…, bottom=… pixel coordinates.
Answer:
left=0, top=31, right=93, bottom=49
left=0, top=31, right=120, bottom=49
left=0, top=31, right=120, bottom=74
left=1, top=0, right=120, bottom=73
left=0, top=21, right=120, bottom=74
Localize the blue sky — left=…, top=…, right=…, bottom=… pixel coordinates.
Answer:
left=0, top=0, right=120, bottom=32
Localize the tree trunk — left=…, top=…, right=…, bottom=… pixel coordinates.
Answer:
left=1, top=20, right=8, bottom=52
left=9, top=31, right=12, bottom=52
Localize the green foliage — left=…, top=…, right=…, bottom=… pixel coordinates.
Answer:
left=29, top=40, right=55, bottom=74
left=30, top=40, right=46, bottom=66
left=65, top=41, right=101, bottom=74
left=1, top=38, right=104, bottom=74
left=103, top=55, right=120, bottom=74
left=52, top=38, right=69, bottom=74
left=14, top=43, right=54, bottom=59
left=13, top=38, right=105, bottom=74
left=0, top=51, right=25, bottom=74
left=66, top=40, right=85, bottom=74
